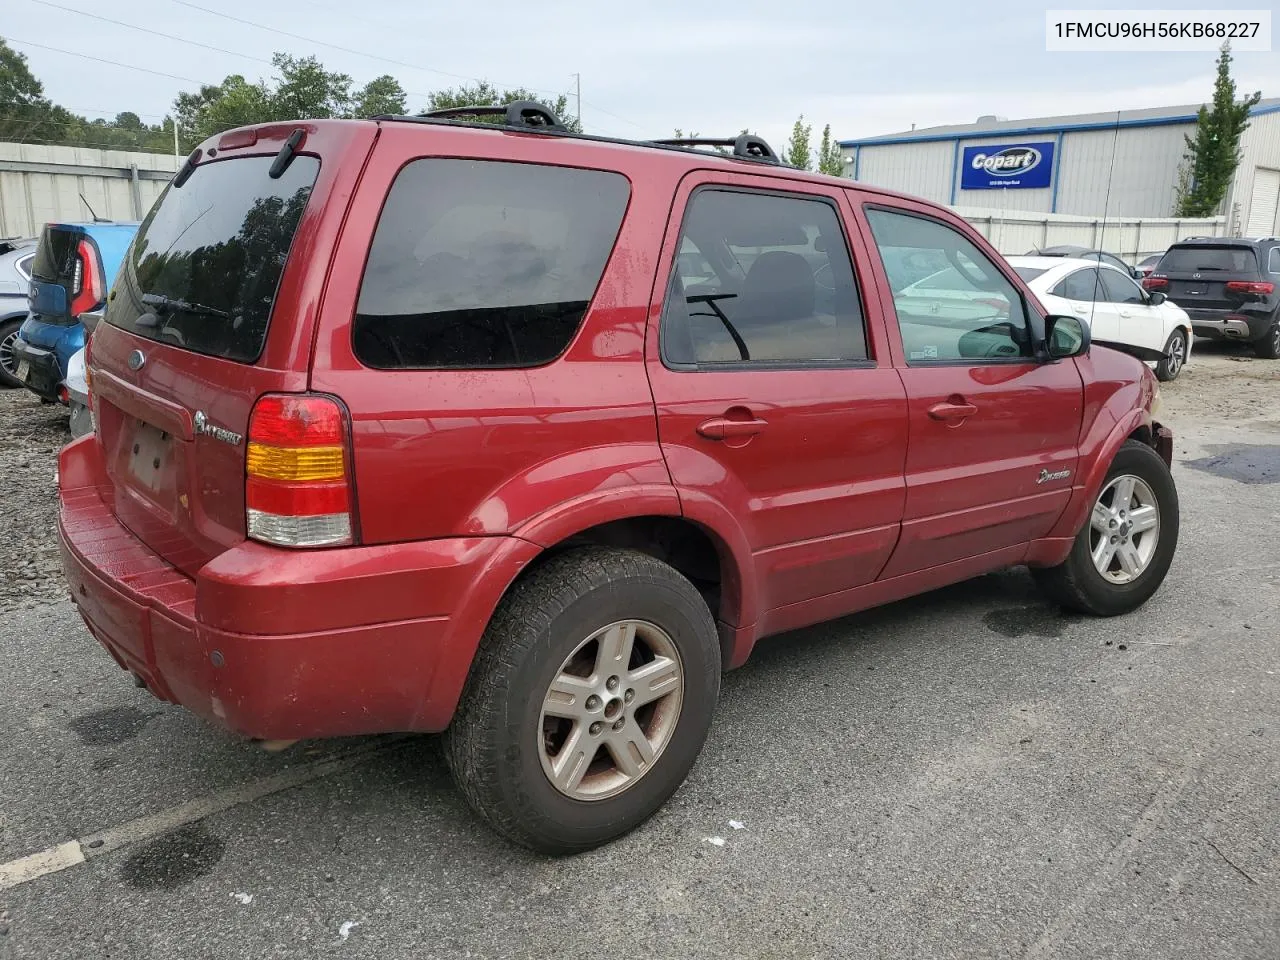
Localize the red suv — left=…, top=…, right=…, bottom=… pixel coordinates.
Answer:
left=59, top=103, right=1179, bottom=853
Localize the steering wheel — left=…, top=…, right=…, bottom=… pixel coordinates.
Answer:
left=813, top=262, right=834, bottom=292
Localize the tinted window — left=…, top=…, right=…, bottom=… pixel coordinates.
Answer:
left=1054, top=268, right=1101, bottom=302
left=353, top=160, right=629, bottom=369
left=30, top=226, right=81, bottom=284
left=1158, top=245, right=1258, bottom=273
left=108, top=156, right=318, bottom=363
left=866, top=208, right=1030, bottom=363
left=1013, top=266, right=1048, bottom=282
left=1098, top=268, right=1144, bottom=304
left=662, top=189, right=867, bottom=365
left=1269, top=247, right=1280, bottom=274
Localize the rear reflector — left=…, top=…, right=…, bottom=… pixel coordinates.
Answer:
left=246, top=394, right=354, bottom=548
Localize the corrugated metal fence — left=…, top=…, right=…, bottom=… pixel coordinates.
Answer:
left=954, top=206, right=1226, bottom=262
left=0, top=142, right=179, bottom=239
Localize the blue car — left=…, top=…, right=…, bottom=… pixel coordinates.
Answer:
left=12, top=221, right=138, bottom=403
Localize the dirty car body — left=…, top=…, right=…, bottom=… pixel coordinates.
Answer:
left=58, top=111, right=1180, bottom=852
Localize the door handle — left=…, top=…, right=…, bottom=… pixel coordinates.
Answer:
left=1119, top=309, right=1133, bottom=318
left=927, top=401, right=978, bottom=421
left=697, top=417, right=768, bottom=440
left=1072, top=304, right=1089, bottom=313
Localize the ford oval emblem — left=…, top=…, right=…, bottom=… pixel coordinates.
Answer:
left=127, top=349, right=145, bottom=371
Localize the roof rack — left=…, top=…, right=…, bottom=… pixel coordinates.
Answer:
left=374, top=100, right=785, bottom=168
left=649, top=134, right=780, bottom=164
left=417, top=100, right=566, bottom=131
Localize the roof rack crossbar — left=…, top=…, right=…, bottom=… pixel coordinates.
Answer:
left=419, top=100, right=566, bottom=131
left=650, top=134, right=780, bottom=164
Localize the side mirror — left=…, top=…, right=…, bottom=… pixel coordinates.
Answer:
left=1045, top=313, right=1090, bottom=359
left=1147, top=291, right=1167, bottom=306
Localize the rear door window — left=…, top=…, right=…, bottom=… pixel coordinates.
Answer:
left=1053, top=268, right=1101, bottom=302
left=1098, top=269, right=1144, bottom=304
left=353, top=160, right=630, bottom=369
left=661, top=188, right=868, bottom=365
left=107, top=155, right=320, bottom=363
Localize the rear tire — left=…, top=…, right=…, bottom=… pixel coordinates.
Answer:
left=1032, top=440, right=1179, bottom=616
left=1254, top=320, right=1280, bottom=360
left=1154, top=329, right=1187, bottom=381
left=446, top=547, right=721, bottom=854
left=0, top=318, right=23, bottom=389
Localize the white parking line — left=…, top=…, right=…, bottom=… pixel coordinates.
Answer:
left=0, top=737, right=407, bottom=892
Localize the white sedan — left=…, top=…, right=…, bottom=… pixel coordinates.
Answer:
left=1007, top=256, right=1193, bottom=381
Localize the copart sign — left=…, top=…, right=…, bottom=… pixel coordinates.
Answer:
left=960, top=141, right=1056, bottom=190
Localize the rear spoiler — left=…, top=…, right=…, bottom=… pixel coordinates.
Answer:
left=1092, top=339, right=1168, bottom=363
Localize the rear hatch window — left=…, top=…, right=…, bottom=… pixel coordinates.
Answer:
left=107, top=155, right=320, bottom=363
left=28, top=225, right=89, bottom=323
left=1159, top=246, right=1257, bottom=274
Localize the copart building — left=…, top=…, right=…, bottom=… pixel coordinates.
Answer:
left=840, top=99, right=1280, bottom=236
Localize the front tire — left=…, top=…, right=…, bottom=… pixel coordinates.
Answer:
left=1032, top=440, right=1179, bottom=615
left=446, top=547, right=721, bottom=854
left=1155, top=329, right=1187, bottom=381
left=1254, top=320, right=1280, bottom=360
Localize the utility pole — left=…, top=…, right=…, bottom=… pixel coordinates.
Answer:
left=172, top=116, right=179, bottom=159
left=572, top=73, right=581, bottom=128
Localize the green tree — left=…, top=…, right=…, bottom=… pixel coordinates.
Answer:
left=353, top=75, right=407, bottom=118
left=817, top=124, right=845, bottom=176
left=270, top=53, right=352, bottom=119
left=784, top=115, right=813, bottom=170
left=1177, top=43, right=1262, bottom=217
left=425, top=81, right=582, bottom=133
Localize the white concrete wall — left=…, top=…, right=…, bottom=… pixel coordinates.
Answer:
left=0, top=142, right=179, bottom=239
left=953, top=206, right=1225, bottom=261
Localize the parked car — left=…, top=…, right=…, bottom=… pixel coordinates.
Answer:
left=1144, top=236, right=1280, bottom=359
left=12, top=220, right=138, bottom=403
left=64, top=346, right=92, bottom=439
left=59, top=107, right=1179, bottom=854
left=1009, top=256, right=1193, bottom=381
left=0, top=236, right=38, bottom=388
left=1027, top=244, right=1140, bottom=279
left=1135, top=253, right=1162, bottom=278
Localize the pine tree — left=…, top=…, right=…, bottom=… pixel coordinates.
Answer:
left=784, top=115, right=813, bottom=170
left=1177, top=43, right=1261, bottom=217
left=817, top=124, right=846, bottom=176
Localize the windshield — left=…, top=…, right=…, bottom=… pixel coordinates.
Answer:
left=106, top=155, right=319, bottom=363
left=1158, top=245, right=1258, bottom=273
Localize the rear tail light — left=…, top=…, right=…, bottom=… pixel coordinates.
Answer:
left=1142, top=277, right=1168, bottom=290
left=69, top=240, right=103, bottom=318
left=245, top=394, right=355, bottom=548
left=1225, top=280, right=1275, bottom=295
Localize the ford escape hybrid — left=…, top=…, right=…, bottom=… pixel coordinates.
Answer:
left=59, top=104, right=1179, bottom=853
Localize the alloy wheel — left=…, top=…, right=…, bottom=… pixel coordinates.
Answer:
left=539, top=619, right=684, bottom=801
left=1089, top=474, right=1161, bottom=584
left=0, top=328, right=18, bottom=377
left=1166, top=334, right=1184, bottom=377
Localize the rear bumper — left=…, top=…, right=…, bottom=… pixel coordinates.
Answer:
left=1182, top=306, right=1273, bottom=341
left=12, top=338, right=64, bottom=402
left=57, top=436, right=539, bottom=739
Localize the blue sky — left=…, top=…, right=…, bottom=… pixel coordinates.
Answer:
left=4, top=0, right=1277, bottom=152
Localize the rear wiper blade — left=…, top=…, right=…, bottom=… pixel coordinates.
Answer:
left=142, top=293, right=229, bottom=318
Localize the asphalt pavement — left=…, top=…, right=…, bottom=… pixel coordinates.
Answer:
left=1, top=354, right=1277, bottom=959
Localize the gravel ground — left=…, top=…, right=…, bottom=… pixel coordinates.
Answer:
left=0, top=341, right=1277, bottom=959
left=0, top=390, right=68, bottom=612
